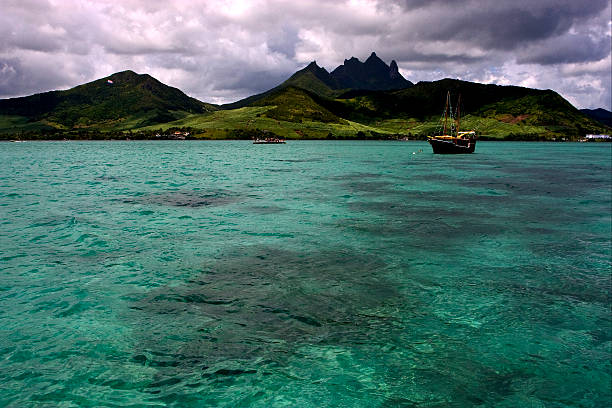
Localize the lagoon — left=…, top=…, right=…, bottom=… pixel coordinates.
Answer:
left=1, top=141, right=610, bottom=407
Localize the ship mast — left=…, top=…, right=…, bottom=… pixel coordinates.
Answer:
left=443, top=91, right=450, bottom=136
left=456, top=94, right=461, bottom=136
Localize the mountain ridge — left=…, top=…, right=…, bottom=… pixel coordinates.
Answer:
left=580, top=108, right=612, bottom=127
left=222, top=53, right=412, bottom=109
left=330, top=52, right=412, bottom=91
left=0, top=70, right=216, bottom=131
left=0, top=53, right=609, bottom=139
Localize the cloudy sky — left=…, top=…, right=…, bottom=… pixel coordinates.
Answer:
left=1, top=0, right=610, bottom=109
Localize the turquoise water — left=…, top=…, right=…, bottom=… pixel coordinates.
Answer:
left=0, top=140, right=610, bottom=407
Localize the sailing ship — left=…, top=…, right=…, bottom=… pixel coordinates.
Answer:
left=428, top=91, right=477, bottom=154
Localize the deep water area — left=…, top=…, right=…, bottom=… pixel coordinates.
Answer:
left=1, top=140, right=610, bottom=407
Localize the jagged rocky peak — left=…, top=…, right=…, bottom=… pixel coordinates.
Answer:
left=389, top=60, right=400, bottom=79
left=364, top=52, right=389, bottom=71
left=290, top=52, right=413, bottom=92
left=304, top=60, right=329, bottom=73
left=344, top=56, right=361, bottom=66
left=328, top=51, right=412, bottom=91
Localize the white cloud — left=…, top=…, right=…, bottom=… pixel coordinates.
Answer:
left=0, top=0, right=609, bottom=109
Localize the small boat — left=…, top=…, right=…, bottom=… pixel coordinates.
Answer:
left=428, top=92, right=476, bottom=154
left=428, top=131, right=476, bottom=154
left=253, top=137, right=286, bottom=144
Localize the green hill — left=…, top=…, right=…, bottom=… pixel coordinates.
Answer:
left=580, top=108, right=612, bottom=127
left=0, top=70, right=216, bottom=133
left=219, top=59, right=608, bottom=140
left=221, top=62, right=342, bottom=110
left=250, top=86, right=345, bottom=124
left=312, top=79, right=609, bottom=138
left=139, top=76, right=609, bottom=141
left=223, top=53, right=412, bottom=109
left=1, top=53, right=608, bottom=140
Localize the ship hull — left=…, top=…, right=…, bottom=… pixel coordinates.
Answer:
left=428, top=137, right=476, bottom=154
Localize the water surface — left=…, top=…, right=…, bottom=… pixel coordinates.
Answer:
left=1, top=141, right=610, bottom=407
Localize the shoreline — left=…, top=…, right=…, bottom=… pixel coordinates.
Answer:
left=2, top=138, right=610, bottom=143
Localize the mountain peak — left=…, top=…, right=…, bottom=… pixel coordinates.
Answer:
left=330, top=52, right=412, bottom=91
left=366, top=52, right=381, bottom=62
left=286, top=60, right=335, bottom=91
left=299, top=60, right=330, bottom=77
left=0, top=70, right=214, bottom=131
left=389, top=60, right=401, bottom=80
left=109, top=70, right=139, bottom=79
left=364, top=52, right=387, bottom=69
left=271, top=52, right=413, bottom=102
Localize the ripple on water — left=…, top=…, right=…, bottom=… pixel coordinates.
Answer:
left=122, top=189, right=239, bottom=208
left=0, top=141, right=610, bottom=407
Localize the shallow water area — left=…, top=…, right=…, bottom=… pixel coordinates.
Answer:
left=1, top=140, right=610, bottom=407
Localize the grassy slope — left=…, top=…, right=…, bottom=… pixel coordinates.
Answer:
left=220, top=65, right=346, bottom=110
left=0, top=71, right=216, bottom=133
left=319, top=79, right=610, bottom=138
left=139, top=79, right=610, bottom=140
left=282, top=71, right=345, bottom=99
left=141, top=106, right=383, bottom=139
left=0, top=115, right=55, bottom=133
left=2, top=70, right=608, bottom=139
left=251, top=87, right=345, bottom=123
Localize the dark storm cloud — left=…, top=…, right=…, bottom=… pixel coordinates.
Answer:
left=444, top=8, right=569, bottom=49
left=392, top=50, right=485, bottom=65
left=0, top=58, right=79, bottom=99
left=392, top=0, right=609, bottom=50
left=517, top=33, right=611, bottom=65
left=212, top=70, right=289, bottom=94
left=267, top=25, right=300, bottom=59
left=0, top=0, right=610, bottom=109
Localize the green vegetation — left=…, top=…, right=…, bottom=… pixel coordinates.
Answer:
left=253, top=87, right=344, bottom=123
left=0, top=64, right=609, bottom=140
left=0, top=70, right=216, bottom=134
left=581, top=108, right=612, bottom=127
left=139, top=106, right=388, bottom=140
left=282, top=71, right=343, bottom=99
